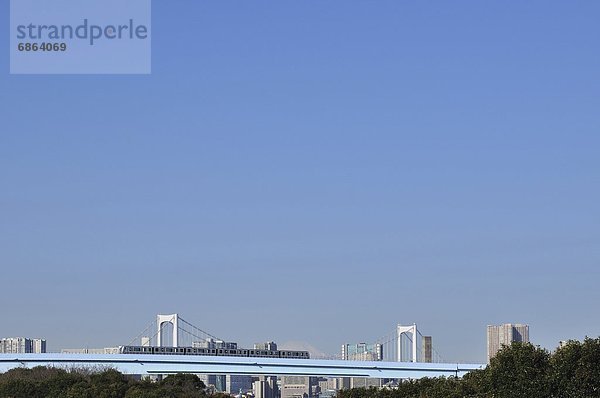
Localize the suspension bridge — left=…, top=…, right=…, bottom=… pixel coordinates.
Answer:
left=128, top=314, right=447, bottom=364
left=0, top=314, right=484, bottom=377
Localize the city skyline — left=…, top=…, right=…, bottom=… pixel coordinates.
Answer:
left=2, top=0, right=599, bottom=365
left=0, top=316, right=558, bottom=364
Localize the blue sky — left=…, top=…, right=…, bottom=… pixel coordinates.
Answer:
left=1, top=1, right=599, bottom=363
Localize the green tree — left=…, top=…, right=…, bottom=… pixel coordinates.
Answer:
left=87, top=369, right=130, bottom=398
left=479, top=342, right=552, bottom=398
left=157, top=373, right=207, bottom=398
left=124, top=379, right=165, bottom=398
left=0, top=367, right=58, bottom=398
left=551, top=337, right=600, bottom=398
left=65, top=380, right=94, bottom=398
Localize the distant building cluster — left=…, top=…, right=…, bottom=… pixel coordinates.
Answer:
left=486, top=323, right=529, bottom=363
left=194, top=342, right=323, bottom=398
left=193, top=338, right=239, bottom=350
left=339, top=342, right=381, bottom=390
left=0, top=337, right=46, bottom=354
left=341, top=343, right=382, bottom=361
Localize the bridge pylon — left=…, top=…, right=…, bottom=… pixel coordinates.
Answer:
left=157, top=314, right=179, bottom=347
left=397, top=323, right=418, bottom=362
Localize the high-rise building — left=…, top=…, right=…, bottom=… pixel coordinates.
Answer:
left=0, top=338, right=27, bottom=353
left=422, top=336, right=432, bottom=363
left=31, top=339, right=46, bottom=354
left=280, top=376, right=319, bottom=398
left=227, top=375, right=253, bottom=394
left=253, top=376, right=279, bottom=398
left=197, top=374, right=254, bottom=394
left=0, top=337, right=46, bottom=354
left=193, top=338, right=238, bottom=350
left=487, top=323, right=529, bottom=363
left=317, top=377, right=337, bottom=398
left=198, top=375, right=227, bottom=392
left=348, top=377, right=384, bottom=389
left=341, top=343, right=383, bottom=361
left=254, top=342, right=278, bottom=351
left=339, top=342, right=384, bottom=391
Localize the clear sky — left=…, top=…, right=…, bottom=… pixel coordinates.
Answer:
left=1, top=1, right=599, bottom=363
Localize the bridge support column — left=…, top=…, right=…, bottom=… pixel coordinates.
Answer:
left=397, top=324, right=418, bottom=362
left=157, top=314, right=179, bottom=347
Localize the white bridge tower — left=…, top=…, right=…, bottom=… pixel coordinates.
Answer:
left=397, top=323, right=418, bottom=362
left=157, top=314, right=180, bottom=347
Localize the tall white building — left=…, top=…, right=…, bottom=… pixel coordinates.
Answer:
left=0, top=337, right=46, bottom=353
left=31, top=339, right=46, bottom=354
left=487, top=323, right=529, bottom=363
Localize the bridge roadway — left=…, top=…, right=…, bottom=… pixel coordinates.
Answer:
left=0, top=354, right=484, bottom=378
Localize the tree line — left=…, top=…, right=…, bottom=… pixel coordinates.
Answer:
left=337, top=338, right=600, bottom=398
left=0, top=367, right=216, bottom=398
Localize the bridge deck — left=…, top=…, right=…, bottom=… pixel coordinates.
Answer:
left=0, top=354, right=484, bottom=378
